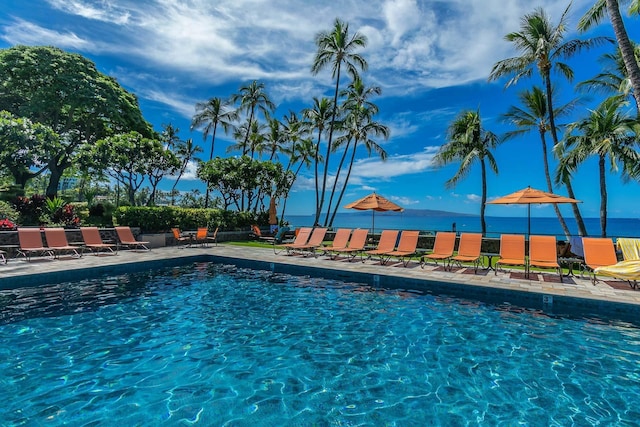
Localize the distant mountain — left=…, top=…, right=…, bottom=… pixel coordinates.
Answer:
left=345, top=208, right=477, bottom=217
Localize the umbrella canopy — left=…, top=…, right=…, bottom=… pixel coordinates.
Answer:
left=487, top=186, right=580, bottom=237
left=268, top=198, right=278, bottom=225
left=344, top=193, right=403, bottom=234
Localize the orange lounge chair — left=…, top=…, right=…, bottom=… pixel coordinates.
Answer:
left=527, top=235, right=561, bottom=281
left=329, top=229, right=368, bottom=262
left=81, top=227, right=117, bottom=255
left=17, top=228, right=53, bottom=261
left=421, top=232, right=456, bottom=269
left=450, top=233, right=482, bottom=273
left=115, top=226, right=150, bottom=251
left=250, top=224, right=275, bottom=242
left=322, top=229, right=352, bottom=254
left=582, top=237, right=618, bottom=284
left=194, top=227, right=217, bottom=247
left=383, top=230, right=420, bottom=267
left=289, top=227, right=327, bottom=257
left=278, top=227, right=312, bottom=254
left=365, top=230, right=399, bottom=263
left=44, top=228, right=82, bottom=259
left=172, top=227, right=192, bottom=248
left=495, top=234, right=526, bottom=274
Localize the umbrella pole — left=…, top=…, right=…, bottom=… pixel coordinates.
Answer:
left=527, top=204, right=531, bottom=239
left=372, top=210, right=375, bottom=237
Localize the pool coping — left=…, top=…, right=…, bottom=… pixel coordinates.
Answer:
left=1, top=245, right=639, bottom=324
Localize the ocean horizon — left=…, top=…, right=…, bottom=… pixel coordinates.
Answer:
left=286, top=212, right=640, bottom=239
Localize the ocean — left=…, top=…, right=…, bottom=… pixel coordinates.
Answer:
left=287, top=212, right=640, bottom=239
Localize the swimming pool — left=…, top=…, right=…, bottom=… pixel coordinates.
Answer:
left=1, top=263, right=639, bottom=425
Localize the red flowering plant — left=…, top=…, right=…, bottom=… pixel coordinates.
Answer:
left=0, top=218, right=17, bottom=230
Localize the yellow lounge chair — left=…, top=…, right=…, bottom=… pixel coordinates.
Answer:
left=329, top=229, right=368, bottom=262
left=450, top=233, right=482, bottom=273
left=115, top=226, right=150, bottom=251
left=81, top=227, right=117, bottom=255
left=527, top=235, right=561, bottom=281
left=383, top=230, right=420, bottom=267
left=421, top=232, right=456, bottom=269
left=616, top=238, right=640, bottom=261
left=594, top=261, right=640, bottom=288
left=44, top=227, right=82, bottom=259
left=495, top=234, right=526, bottom=274
left=365, top=230, right=399, bottom=263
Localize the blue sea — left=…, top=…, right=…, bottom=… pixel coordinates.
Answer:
left=287, top=213, right=640, bottom=239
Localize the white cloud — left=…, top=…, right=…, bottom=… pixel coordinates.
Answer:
left=0, top=19, right=91, bottom=50
left=350, top=146, right=440, bottom=181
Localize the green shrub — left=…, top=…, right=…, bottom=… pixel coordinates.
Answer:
left=0, top=200, right=19, bottom=222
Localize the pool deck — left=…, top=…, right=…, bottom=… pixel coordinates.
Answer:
left=1, top=243, right=639, bottom=315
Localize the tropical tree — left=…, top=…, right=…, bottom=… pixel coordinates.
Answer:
left=502, top=86, right=575, bottom=237
left=190, top=96, right=237, bottom=208
left=0, top=45, right=153, bottom=198
left=578, top=43, right=640, bottom=102
left=556, top=96, right=639, bottom=236
left=311, top=18, right=367, bottom=224
left=579, top=0, right=640, bottom=114
left=145, top=143, right=181, bottom=206
left=433, top=110, right=499, bottom=236
left=302, top=97, right=334, bottom=222
left=230, top=80, right=275, bottom=150
left=488, top=5, right=608, bottom=236
left=264, top=117, right=285, bottom=161
left=171, top=138, right=203, bottom=204
left=279, top=138, right=316, bottom=220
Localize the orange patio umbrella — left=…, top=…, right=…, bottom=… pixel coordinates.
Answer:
left=268, top=198, right=278, bottom=225
left=344, top=192, right=404, bottom=235
left=487, top=186, right=581, bottom=237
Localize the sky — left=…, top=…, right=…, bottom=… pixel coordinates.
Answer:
left=1, top=0, right=639, bottom=219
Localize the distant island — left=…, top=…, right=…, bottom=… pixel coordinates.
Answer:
left=342, top=209, right=477, bottom=217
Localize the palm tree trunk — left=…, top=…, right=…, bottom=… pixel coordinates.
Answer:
left=318, top=62, right=342, bottom=225
left=599, top=155, right=608, bottom=237
left=606, top=0, right=640, bottom=115
left=329, top=140, right=359, bottom=227
left=324, top=140, right=351, bottom=226
left=204, top=125, right=218, bottom=209
left=313, top=132, right=322, bottom=224
left=480, top=158, right=487, bottom=236
left=539, top=130, right=571, bottom=238
left=544, top=71, right=588, bottom=236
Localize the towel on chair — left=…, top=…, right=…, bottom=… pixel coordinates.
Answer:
left=569, top=236, right=584, bottom=258
left=616, top=238, right=640, bottom=261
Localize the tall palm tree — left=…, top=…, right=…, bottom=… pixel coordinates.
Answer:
left=230, top=80, right=275, bottom=150
left=191, top=97, right=237, bottom=208
left=489, top=5, right=607, bottom=236
left=328, top=105, right=389, bottom=227
left=279, top=136, right=316, bottom=221
left=311, top=18, right=367, bottom=225
left=578, top=43, right=640, bottom=101
left=302, top=97, right=334, bottom=223
left=433, top=110, right=498, bottom=236
left=579, top=0, right=640, bottom=114
left=229, top=118, right=266, bottom=158
left=170, top=138, right=203, bottom=205
left=556, top=96, right=639, bottom=237
left=502, top=86, right=575, bottom=237
left=264, top=117, right=285, bottom=161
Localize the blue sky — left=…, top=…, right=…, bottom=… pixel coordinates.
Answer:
left=1, top=0, right=639, bottom=219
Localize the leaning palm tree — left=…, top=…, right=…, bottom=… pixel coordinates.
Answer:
left=264, top=117, right=285, bottom=161
left=578, top=43, right=640, bottom=102
left=230, top=80, right=276, bottom=150
left=191, top=97, right=237, bottom=208
left=279, top=137, right=316, bottom=221
left=311, top=18, right=367, bottom=225
left=489, top=4, right=608, bottom=236
left=302, top=97, right=334, bottom=223
left=170, top=138, right=203, bottom=205
left=502, top=86, right=577, bottom=237
left=579, top=0, right=640, bottom=114
left=556, top=96, right=639, bottom=237
left=433, top=110, right=498, bottom=236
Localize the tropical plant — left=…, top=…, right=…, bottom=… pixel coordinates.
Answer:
left=502, top=86, right=576, bottom=237
left=578, top=43, right=640, bottom=101
left=230, top=80, right=275, bottom=150
left=433, top=110, right=499, bottom=236
left=311, top=18, right=368, bottom=225
left=555, top=96, right=639, bottom=237
left=579, top=0, right=640, bottom=114
left=171, top=138, right=203, bottom=205
left=190, top=97, right=237, bottom=208
left=488, top=5, right=608, bottom=236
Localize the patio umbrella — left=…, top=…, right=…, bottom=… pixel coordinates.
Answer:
left=344, top=192, right=404, bottom=235
left=268, top=198, right=278, bottom=225
left=487, top=186, right=581, bottom=237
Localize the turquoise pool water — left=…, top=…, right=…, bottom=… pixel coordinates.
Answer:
left=1, top=263, right=640, bottom=425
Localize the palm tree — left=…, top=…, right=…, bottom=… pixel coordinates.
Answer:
left=328, top=105, right=389, bottom=227
left=579, top=0, right=640, bottom=114
left=578, top=43, right=640, bottom=101
left=488, top=5, right=607, bottom=236
left=303, top=97, right=334, bottom=223
left=556, top=96, right=639, bottom=237
left=228, top=118, right=266, bottom=158
left=230, top=80, right=275, bottom=150
left=170, top=138, right=203, bottom=205
left=433, top=110, right=498, bottom=236
left=279, top=137, right=316, bottom=221
left=264, top=117, right=285, bottom=161
left=311, top=18, right=367, bottom=225
left=502, top=86, right=575, bottom=237
left=191, top=97, right=237, bottom=208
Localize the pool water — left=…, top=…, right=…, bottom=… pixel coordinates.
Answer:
left=1, top=263, right=640, bottom=425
